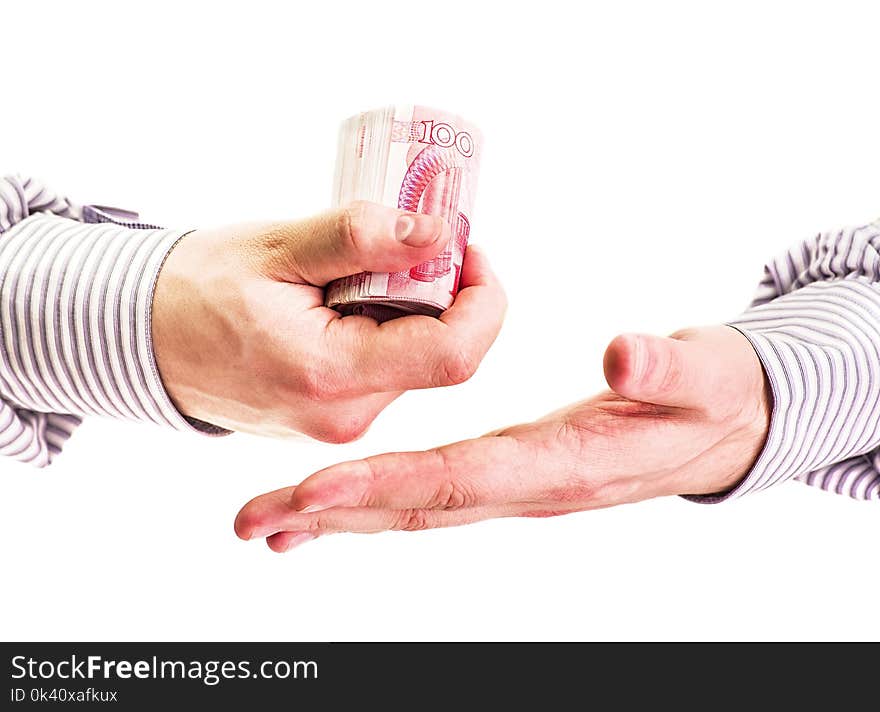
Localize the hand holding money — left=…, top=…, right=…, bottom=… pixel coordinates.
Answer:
left=151, top=202, right=506, bottom=440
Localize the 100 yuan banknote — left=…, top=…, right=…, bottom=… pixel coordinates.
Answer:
left=325, top=105, right=482, bottom=322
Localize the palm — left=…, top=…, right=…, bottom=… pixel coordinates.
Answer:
left=236, top=326, right=770, bottom=552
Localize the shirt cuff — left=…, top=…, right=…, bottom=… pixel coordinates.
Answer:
left=684, top=324, right=790, bottom=503
left=687, top=278, right=880, bottom=503
left=0, top=213, right=227, bottom=437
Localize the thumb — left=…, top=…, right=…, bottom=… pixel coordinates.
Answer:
left=603, top=331, right=720, bottom=409
left=266, top=201, right=450, bottom=285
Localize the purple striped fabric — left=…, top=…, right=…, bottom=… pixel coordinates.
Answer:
left=0, top=174, right=222, bottom=466
left=691, top=222, right=880, bottom=502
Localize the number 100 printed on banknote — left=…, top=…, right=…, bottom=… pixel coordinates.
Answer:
left=325, top=105, right=482, bottom=322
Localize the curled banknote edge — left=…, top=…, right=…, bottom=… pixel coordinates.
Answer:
left=325, top=105, right=482, bottom=322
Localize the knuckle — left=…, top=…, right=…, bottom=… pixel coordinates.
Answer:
left=436, top=343, right=479, bottom=386
left=307, top=411, right=372, bottom=444
left=656, top=352, right=685, bottom=394
left=422, top=447, right=474, bottom=510
left=355, top=458, right=383, bottom=507
left=305, top=513, right=335, bottom=533
left=391, top=509, right=430, bottom=532
left=339, top=201, right=370, bottom=251
left=334, top=419, right=370, bottom=444
left=427, top=479, right=474, bottom=510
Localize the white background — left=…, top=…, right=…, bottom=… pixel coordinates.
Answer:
left=2, top=1, right=878, bottom=641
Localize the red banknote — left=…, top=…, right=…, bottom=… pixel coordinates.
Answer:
left=325, top=105, right=482, bottom=322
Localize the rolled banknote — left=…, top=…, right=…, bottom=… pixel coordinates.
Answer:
left=325, top=105, right=482, bottom=322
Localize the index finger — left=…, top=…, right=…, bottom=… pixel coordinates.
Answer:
left=287, top=434, right=541, bottom=514
left=326, top=246, right=507, bottom=395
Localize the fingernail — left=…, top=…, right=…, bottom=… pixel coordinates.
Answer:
left=396, top=214, right=440, bottom=246
left=285, top=533, right=315, bottom=551
left=627, top=334, right=646, bottom=383
left=298, top=503, right=332, bottom=514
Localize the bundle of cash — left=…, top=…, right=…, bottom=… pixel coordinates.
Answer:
left=325, top=105, right=482, bottom=322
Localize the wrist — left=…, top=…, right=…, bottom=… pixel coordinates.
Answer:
left=152, top=230, right=204, bottom=419
left=682, top=325, right=772, bottom=498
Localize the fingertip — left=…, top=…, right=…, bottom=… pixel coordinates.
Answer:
left=235, top=506, right=279, bottom=541
left=462, top=242, right=487, bottom=263
left=267, top=532, right=316, bottom=553
left=288, top=488, right=328, bottom=514
left=603, top=333, right=642, bottom=394
left=287, top=475, right=318, bottom=513
left=233, top=506, right=257, bottom=541
left=457, top=244, right=496, bottom=288
left=266, top=533, right=291, bottom=553
left=235, top=486, right=300, bottom=541
left=396, top=211, right=449, bottom=250
left=442, top=249, right=506, bottom=329
left=437, top=214, right=452, bottom=244
left=289, top=461, right=363, bottom=513
left=359, top=203, right=451, bottom=267
left=426, top=216, right=452, bottom=259
left=605, top=332, right=703, bottom=407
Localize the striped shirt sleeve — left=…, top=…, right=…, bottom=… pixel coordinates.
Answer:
left=0, top=174, right=224, bottom=467
left=694, top=221, right=880, bottom=502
